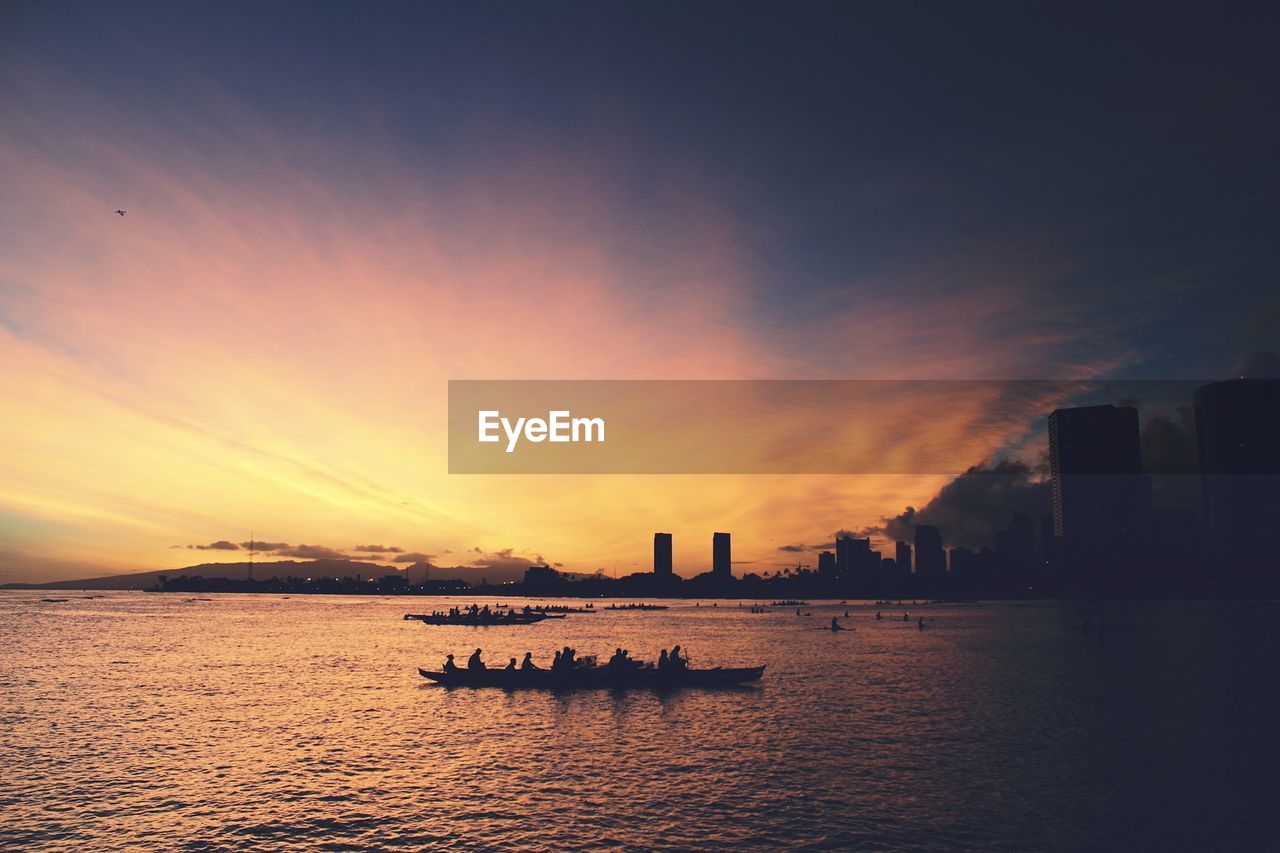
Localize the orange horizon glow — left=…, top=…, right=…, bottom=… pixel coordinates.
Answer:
left=0, top=76, right=1125, bottom=584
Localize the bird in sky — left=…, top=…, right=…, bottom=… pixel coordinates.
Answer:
left=114, top=209, right=126, bottom=216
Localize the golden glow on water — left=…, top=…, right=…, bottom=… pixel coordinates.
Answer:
left=2, top=592, right=1274, bottom=848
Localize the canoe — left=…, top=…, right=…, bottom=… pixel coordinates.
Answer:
left=417, top=664, right=765, bottom=689
left=403, top=613, right=552, bottom=626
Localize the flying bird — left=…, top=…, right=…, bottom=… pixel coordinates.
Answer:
left=115, top=209, right=126, bottom=216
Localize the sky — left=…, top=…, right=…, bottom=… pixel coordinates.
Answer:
left=2, top=2, right=1278, bottom=582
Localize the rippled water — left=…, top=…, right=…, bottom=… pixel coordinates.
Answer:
left=2, top=592, right=1277, bottom=850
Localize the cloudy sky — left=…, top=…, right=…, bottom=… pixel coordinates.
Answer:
left=2, top=2, right=1277, bottom=581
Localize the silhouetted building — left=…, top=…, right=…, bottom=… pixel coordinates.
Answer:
left=866, top=549, right=883, bottom=583
left=915, top=525, right=946, bottom=583
left=995, top=513, right=1036, bottom=594
left=713, top=532, right=732, bottom=578
left=895, top=540, right=912, bottom=575
left=523, top=564, right=566, bottom=592
left=841, top=537, right=876, bottom=582
left=949, top=547, right=979, bottom=590
left=1048, top=404, right=1150, bottom=592
left=1194, top=379, right=1280, bottom=589
left=835, top=535, right=854, bottom=578
left=883, top=554, right=909, bottom=593
left=653, top=532, right=673, bottom=577
left=817, top=550, right=836, bottom=577
left=1039, top=515, right=1056, bottom=575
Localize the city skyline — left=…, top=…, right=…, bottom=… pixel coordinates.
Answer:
left=12, top=377, right=1275, bottom=595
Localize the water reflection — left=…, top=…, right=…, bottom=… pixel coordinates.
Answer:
left=1, top=592, right=1277, bottom=849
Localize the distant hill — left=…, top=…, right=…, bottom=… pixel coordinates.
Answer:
left=1, top=556, right=586, bottom=591
left=2, top=559, right=402, bottom=590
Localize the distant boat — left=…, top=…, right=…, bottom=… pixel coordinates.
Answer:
left=771, top=600, right=808, bottom=607
left=418, top=664, right=765, bottom=689
left=404, top=612, right=561, bottom=626
left=604, top=603, right=669, bottom=611
left=41, top=598, right=69, bottom=603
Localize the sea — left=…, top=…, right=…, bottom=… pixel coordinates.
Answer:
left=2, top=592, right=1277, bottom=850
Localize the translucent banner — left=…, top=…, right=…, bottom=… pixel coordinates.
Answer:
left=447, top=379, right=1225, bottom=474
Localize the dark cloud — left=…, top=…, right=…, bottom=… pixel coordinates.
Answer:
left=240, top=541, right=291, bottom=552
left=177, top=540, right=241, bottom=551
left=395, top=547, right=553, bottom=584
left=276, top=544, right=351, bottom=560
left=175, top=539, right=412, bottom=561
left=874, top=459, right=1052, bottom=550
left=470, top=547, right=547, bottom=574
left=1141, top=406, right=1201, bottom=509
left=1141, top=407, right=1198, bottom=475
left=393, top=552, right=434, bottom=563
left=1233, top=350, right=1280, bottom=378
left=781, top=531, right=866, bottom=553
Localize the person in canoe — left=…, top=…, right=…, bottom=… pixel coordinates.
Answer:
left=669, top=645, right=689, bottom=670
left=505, top=657, right=517, bottom=670
left=467, top=648, right=486, bottom=670
left=443, top=653, right=458, bottom=673
left=830, top=617, right=844, bottom=631
left=521, top=651, right=540, bottom=670
left=657, top=649, right=670, bottom=670
left=551, top=650, right=564, bottom=672
left=610, top=649, right=643, bottom=672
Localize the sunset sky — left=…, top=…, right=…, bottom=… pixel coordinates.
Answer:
left=2, top=3, right=1277, bottom=582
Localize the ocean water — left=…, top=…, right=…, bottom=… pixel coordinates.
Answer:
left=1, top=592, right=1277, bottom=850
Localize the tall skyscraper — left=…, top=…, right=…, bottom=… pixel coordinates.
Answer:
left=1047, top=404, right=1149, bottom=591
left=835, top=534, right=854, bottom=578
left=1194, top=379, right=1280, bottom=588
left=895, top=540, right=912, bottom=574
left=1039, top=515, right=1056, bottom=573
left=653, top=532, right=673, bottom=577
left=843, top=537, right=873, bottom=579
left=712, top=532, right=732, bottom=578
left=914, top=525, right=946, bottom=582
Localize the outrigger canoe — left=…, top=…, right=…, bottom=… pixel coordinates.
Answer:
left=403, top=612, right=564, bottom=626
left=418, top=664, right=765, bottom=689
